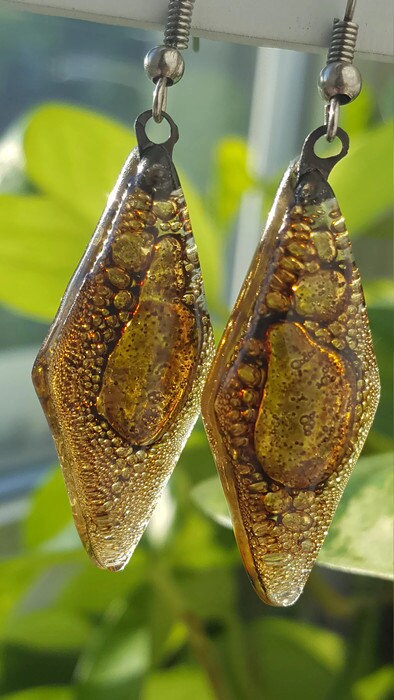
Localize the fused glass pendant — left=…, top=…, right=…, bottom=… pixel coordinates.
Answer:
left=202, top=127, right=380, bottom=606
left=33, top=112, right=214, bottom=570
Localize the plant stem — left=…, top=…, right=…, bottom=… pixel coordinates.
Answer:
left=225, top=612, right=261, bottom=700
left=150, top=559, right=233, bottom=700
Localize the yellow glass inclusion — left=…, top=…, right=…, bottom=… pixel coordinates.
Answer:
left=255, top=322, right=354, bottom=490
left=97, top=299, right=198, bottom=445
left=202, top=164, right=380, bottom=607
left=32, top=151, right=214, bottom=572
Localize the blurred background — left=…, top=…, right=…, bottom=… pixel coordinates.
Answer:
left=0, top=7, right=392, bottom=700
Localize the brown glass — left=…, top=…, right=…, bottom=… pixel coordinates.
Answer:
left=33, top=147, right=214, bottom=571
left=202, top=162, right=380, bottom=607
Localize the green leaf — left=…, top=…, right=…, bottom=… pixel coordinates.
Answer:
left=141, top=665, right=214, bottom=700
left=367, top=306, right=393, bottom=438
left=2, top=610, right=91, bottom=652
left=209, top=137, right=258, bottom=230
left=191, top=453, right=394, bottom=579
left=0, top=196, right=87, bottom=321
left=176, top=427, right=217, bottom=486
left=175, top=567, right=236, bottom=622
left=0, top=103, right=224, bottom=323
left=356, top=212, right=393, bottom=240
left=167, top=511, right=235, bottom=570
left=191, top=477, right=231, bottom=529
left=353, top=666, right=394, bottom=700
left=330, top=120, right=393, bottom=234
left=364, top=430, right=394, bottom=455
left=247, top=617, right=345, bottom=700
left=1, top=688, right=72, bottom=700
left=364, top=280, right=394, bottom=309
left=318, top=452, right=393, bottom=580
left=0, top=103, right=133, bottom=321
left=58, top=550, right=148, bottom=615
left=22, top=103, right=222, bottom=316
left=24, top=467, right=73, bottom=551
left=0, top=558, right=38, bottom=628
left=0, top=553, right=83, bottom=630
left=341, top=83, right=374, bottom=136
left=179, top=173, right=223, bottom=317
left=148, top=585, right=176, bottom=666
left=24, top=103, right=134, bottom=224
left=79, top=627, right=148, bottom=685
left=75, top=598, right=150, bottom=700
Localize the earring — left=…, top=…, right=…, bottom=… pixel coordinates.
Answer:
left=32, top=1, right=214, bottom=571
left=202, top=0, right=380, bottom=606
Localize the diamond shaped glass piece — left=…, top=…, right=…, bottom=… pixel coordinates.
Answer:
left=202, top=162, right=380, bottom=606
left=33, top=147, right=214, bottom=571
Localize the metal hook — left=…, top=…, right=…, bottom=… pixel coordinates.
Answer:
left=344, top=0, right=357, bottom=21
left=152, top=77, right=168, bottom=124
left=145, top=0, right=195, bottom=123
left=319, top=0, right=360, bottom=142
left=325, top=98, right=340, bottom=142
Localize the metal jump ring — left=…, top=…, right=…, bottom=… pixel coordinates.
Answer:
left=152, top=77, right=168, bottom=123
left=325, top=97, right=340, bottom=142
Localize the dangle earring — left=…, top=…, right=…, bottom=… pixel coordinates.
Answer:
left=202, top=0, right=380, bottom=606
left=32, top=1, right=214, bottom=571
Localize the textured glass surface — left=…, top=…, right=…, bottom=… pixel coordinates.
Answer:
left=33, top=147, right=214, bottom=570
left=202, top=162, right=380, bottom=606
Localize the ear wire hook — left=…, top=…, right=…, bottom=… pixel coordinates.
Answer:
left=344, top=0, right=356, bottom=21
left=144, top=0, right=196, bottom=123
left=318, top=0, right=361, bottom=141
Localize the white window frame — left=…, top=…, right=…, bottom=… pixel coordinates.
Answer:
left=4, top=0, right=393, bottom=61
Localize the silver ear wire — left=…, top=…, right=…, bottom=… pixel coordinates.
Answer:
left=318, top=0, right=361, bottom=141
left=144, top=0, right=195, bottom=123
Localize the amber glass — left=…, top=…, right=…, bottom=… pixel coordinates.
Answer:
left=202, top=163, right=380, bottom=607
left=33, top=147, right=214, bottom=571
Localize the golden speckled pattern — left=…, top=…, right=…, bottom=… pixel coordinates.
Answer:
left=202, top=163, right=380, bottom=607
left=33, top=150, right=214, bottom=571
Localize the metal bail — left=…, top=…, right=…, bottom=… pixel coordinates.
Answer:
left=298, top=125, right=349, bottom=181
left=134, top=110, right=179, bottom=158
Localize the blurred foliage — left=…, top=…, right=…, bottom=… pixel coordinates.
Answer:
left=0, top=96, right=392, bottom=700
left=191, top=453, right=393, bottom=580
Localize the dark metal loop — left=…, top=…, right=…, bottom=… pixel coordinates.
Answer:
left=134, top=110, right=179, bottom=156
left=298, top=125, right=349, bottom=180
